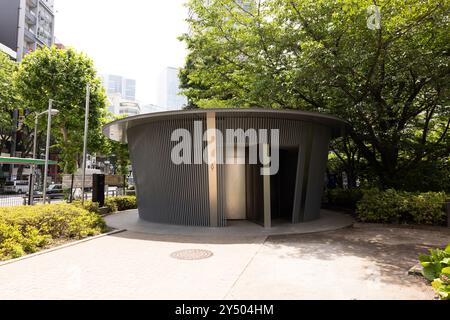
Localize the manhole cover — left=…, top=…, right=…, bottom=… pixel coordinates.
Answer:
left=170, top=249, right=213, bottom=260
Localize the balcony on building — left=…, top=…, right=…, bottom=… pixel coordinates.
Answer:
left=24, top=28, right=36, bottom=43
left=25, top=9, right=37, bottom=25
left=26, top=0, right=38, bottom=9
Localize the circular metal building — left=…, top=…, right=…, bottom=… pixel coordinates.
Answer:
left=103, top=109, right=347, bottom=228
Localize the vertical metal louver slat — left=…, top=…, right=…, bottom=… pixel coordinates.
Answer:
left=190, top=118, right=198, bottom=227
left=188, top=119, right=195, bottom=227
left=165, top=121, right=174, bottom=224
left=180, top=119, right=186, bottom=226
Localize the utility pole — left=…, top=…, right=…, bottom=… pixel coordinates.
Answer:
left=81, top=83, right=90, bottom=205
left=42, top=99, right=53, bottom=204
left=28, top=114, right=39, bottom=205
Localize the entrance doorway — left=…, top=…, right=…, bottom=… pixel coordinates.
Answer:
left=270, top=148, right=299, bottom=224
left=226, top=146, right=300, bottom=227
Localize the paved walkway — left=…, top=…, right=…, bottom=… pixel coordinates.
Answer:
left=104, top=209, right=354, bottom=237
left=0, top=215, right=449, bottom=299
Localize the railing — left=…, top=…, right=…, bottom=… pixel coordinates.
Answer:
left=25, top=10, right=37, bottom=25
left=26, top=0, right=38, bottom=9
left=0, top=192, right=26, bottom=207
left=0, top=182, right=131, bottom=208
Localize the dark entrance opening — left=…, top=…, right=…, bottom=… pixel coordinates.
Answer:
left=244, top=147, right=299, bottom=226
left=245, top=159, right=264, bottom=226
left=270, top=148, right=299, bottom=224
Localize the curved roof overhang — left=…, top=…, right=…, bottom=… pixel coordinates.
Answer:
left=103, top=108, right=350, bottom=143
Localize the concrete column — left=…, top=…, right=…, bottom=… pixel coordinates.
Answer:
left=263, top=144, right=271, bottom=229
left=206, top=112, right=218, bottom=227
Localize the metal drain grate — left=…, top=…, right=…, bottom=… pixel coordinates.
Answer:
left=170, top=249, right=213, bottom=260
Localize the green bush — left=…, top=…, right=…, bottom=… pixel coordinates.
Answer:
left=356, top=189, right=447, bottom=225
left=404, top=192, right=448, bottom=225
left=104, top=198, right=118, bottom=213
left=74, top=196, right=137, bottom=214
left=73, top=198, right=117, bottom=214
left=0, top=204, right=106, bottom=261
left=73, top=200, right=100, bottom=214
left=327, top=188, right=363, bottom=208
left=109, top=196, right=137, bottom=211
left=419, top=244, right=450, bottom=300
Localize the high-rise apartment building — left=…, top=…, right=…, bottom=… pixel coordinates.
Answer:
left=101, top=74, right=136, bottom=101
left=107, top=93, right=141, bottom=117
left=158, top=67, right=188, bottom=111
left=0, top=0, right=55, bottom=61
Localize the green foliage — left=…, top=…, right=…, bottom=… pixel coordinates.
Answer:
left=181, top=0, right=450, bottom=191
left=356, top=189, right=447, bottom=225
left=397, top=161, right=450, bottom=193
left=419, top=244, right=450, bottom=300
left=109, top=196, right=137, bottom=211
left=73, top=199, right=100, bottom=214
left=15, top=46, right=108, bottom=174
left=104, top=198, right=119, bottom=214
left=327, top=188, right=363, bottom=209
left=0, top=52, right=16, bottom=109
left=109, top=141, right=130, bottom=177
left=0, top=51, right=17, bottom=151
left=0, top=204, right=106, bottom=261
left=74, top=196, right=137, bottom=214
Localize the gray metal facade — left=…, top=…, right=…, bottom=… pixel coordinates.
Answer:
left=0, top=0, right=21, bottom=53
left=104, top=109, right=348, bottom=227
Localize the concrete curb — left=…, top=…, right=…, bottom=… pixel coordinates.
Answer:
left=0, top=229, right=127, bottom=267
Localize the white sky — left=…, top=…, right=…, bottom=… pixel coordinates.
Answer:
left=54, top=0, right=189, bottom=105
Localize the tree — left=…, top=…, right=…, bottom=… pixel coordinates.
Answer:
left=180, top=0, right=450, bottom=190
left=0, top=51, right=17, bottom=153
left=15, top=46, right=108, bottom=175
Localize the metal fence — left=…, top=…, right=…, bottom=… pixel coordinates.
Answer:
left=0, top=186, right=127, bottom=208
left=1, top=164, right=129, bottom=208
left=0, top=193, right=27, bottom=207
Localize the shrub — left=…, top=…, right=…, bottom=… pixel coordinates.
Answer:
left=104, top=198, right=119, bottom=213
left=0, top=204, right=106, bottom=261
left=419, top=244, right=450, bottom=300
left=356, top=189, right=447, bottom=225
left=74, top=196, right=137, bottom=214
left=73, top=200, right=100, bottom=214
left=109, top=196, right=137, bottom=211
left=327, top=188, right=363, bottom=208
left=73, top=199, right=117, bottom=214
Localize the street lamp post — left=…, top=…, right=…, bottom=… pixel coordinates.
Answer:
left=28, top=114, right=40, bottom=206
left=42, top=99, right=57, bottom=204
left=81, top=83, right=90, bottom=205
left=28, top=101, right=59, bottom=205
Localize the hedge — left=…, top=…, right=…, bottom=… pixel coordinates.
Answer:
left=75, top=196, right=137, bottom=214
left=111, top=196, right=137, bottom=211
left=356, top=189, right=447, bottom=225
left=0, top=204, right=106, bottom=261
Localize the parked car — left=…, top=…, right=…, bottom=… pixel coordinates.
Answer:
left=3, top=180, right=30, bottom=194
left=34, top=184, right=64, bottom=198
left=47, top=184, right=63, bottom=194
